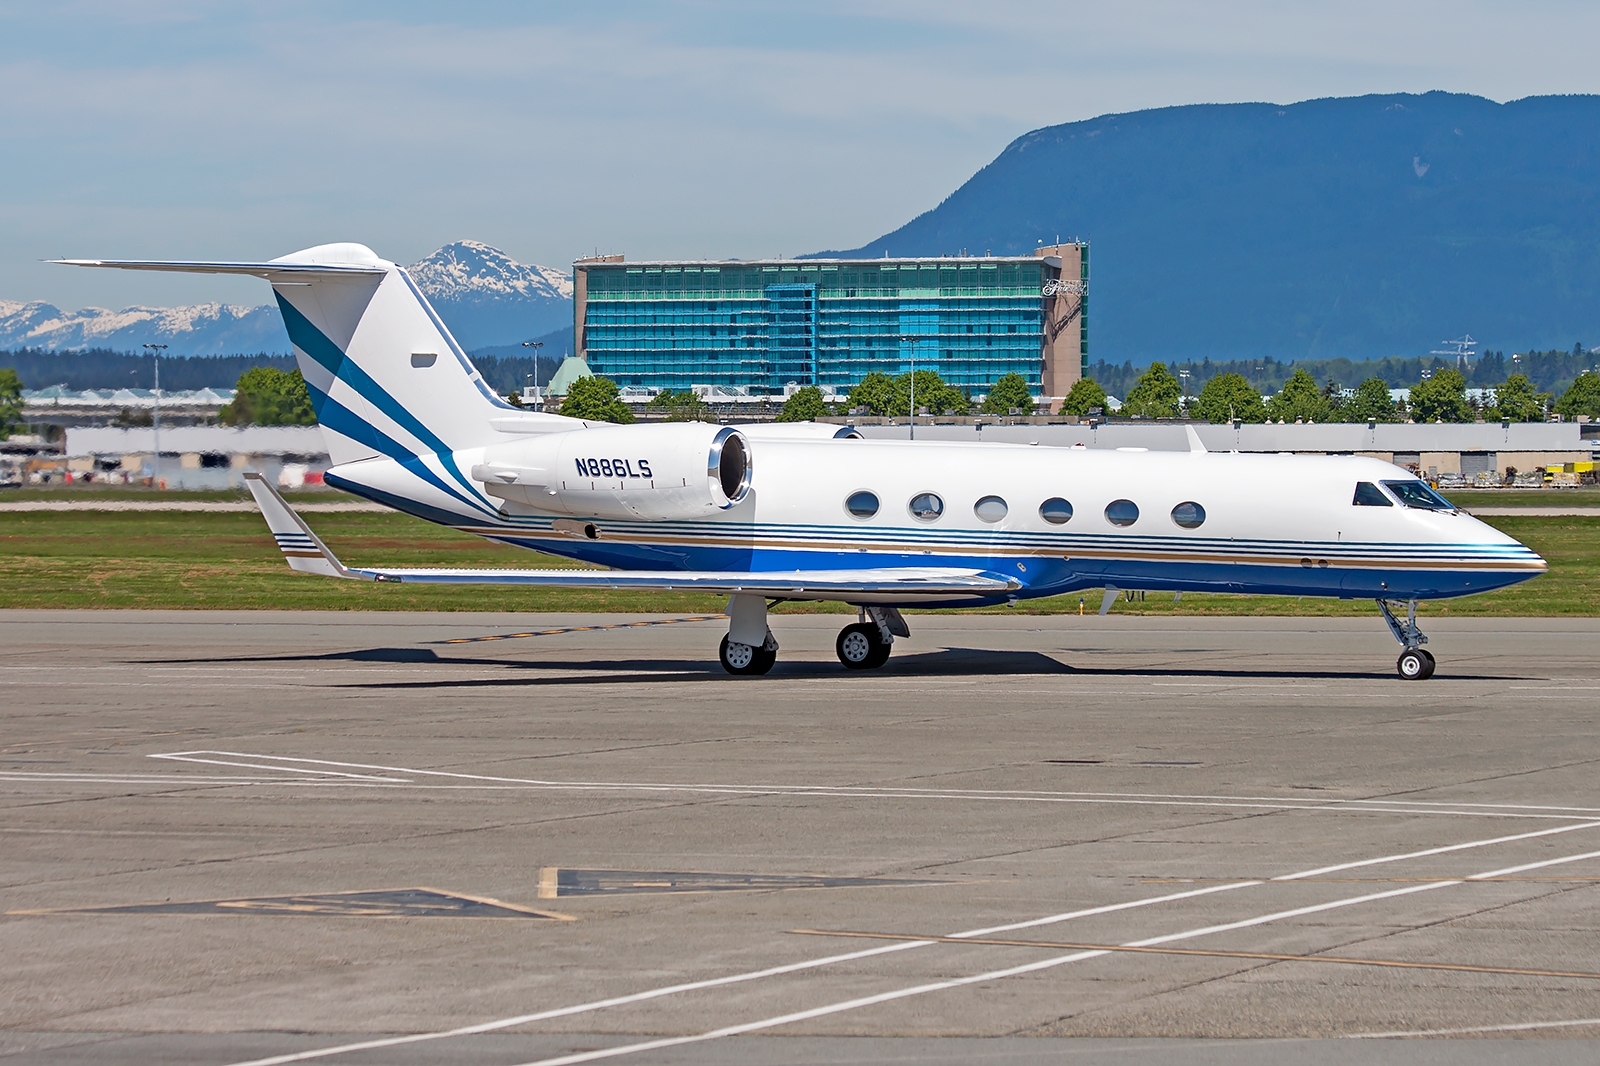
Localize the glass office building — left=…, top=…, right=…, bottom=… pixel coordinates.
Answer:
left=572, top=246, right=1088, bottom=399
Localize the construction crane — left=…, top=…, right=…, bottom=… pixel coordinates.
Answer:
left=1430, top=335, right=1477, bottom=369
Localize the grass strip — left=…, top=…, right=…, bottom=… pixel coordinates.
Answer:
left=0, top=511, right=1593, bottom=616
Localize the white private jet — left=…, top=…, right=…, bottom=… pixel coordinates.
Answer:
left=60, top=244, right=1546, bottom=680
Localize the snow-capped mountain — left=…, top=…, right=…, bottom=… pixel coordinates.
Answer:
left=407, top=240, right=573, bottom=348
left=1, top=241, right=574, bottom=356
left=0, top=299, right=290, bottom=356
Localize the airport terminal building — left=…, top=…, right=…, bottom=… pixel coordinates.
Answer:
left=572, top=244, right=1088, bottom=401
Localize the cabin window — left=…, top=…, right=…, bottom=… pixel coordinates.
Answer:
left=1352, top=482, right=1392, bottom=507
left=1171, top=501, right=1206, bottom=529
left=1105, top=499, right=1139, bottom=527
left=1382, top=480, right=1455, bottom=511
left=909, top=492, right=944, bottom=521
left=1039, top=498, right=1073, bottom=524
left=974, top=495, right=1008, bottom=522
left=846, top=491, right=879, bottom=518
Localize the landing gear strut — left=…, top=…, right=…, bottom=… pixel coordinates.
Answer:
left=836, top=607, right=907, bottom=670
left=719, top=594, right=777, bottom=676
left=1377, top=599, right=1435, bottom=681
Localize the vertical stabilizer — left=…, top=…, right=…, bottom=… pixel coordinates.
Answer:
left=54, top=245, right=574, bottom=471
left=263, top=244, right=518, bottom=466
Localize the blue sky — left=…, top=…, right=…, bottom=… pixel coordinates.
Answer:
left=6, top=1, right=1600, bottom=309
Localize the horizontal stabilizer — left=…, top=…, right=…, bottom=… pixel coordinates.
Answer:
left=51, top=258, right=387, bottom=278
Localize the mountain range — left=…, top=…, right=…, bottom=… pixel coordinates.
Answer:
left=1, top=240, right=573, bottom=356
left=821, top=90, right=1600, bottom=362
left=10, top=92, right=1600, bottom=368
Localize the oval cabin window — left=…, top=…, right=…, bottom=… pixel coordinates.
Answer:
left=1105, top=499, right=1139, bottom=527
left=974, top=495, right=1008, bottom=522
left=1039, top=498, right=1074, bottom=525
left=1171, top=501, right=1206, bottom=529
left=846, top=491, right=879, bottom=518
left=908, top=493, right=944, bottom=521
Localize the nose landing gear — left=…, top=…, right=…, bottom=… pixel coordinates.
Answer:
left=1378, top=599, right=1435, bottom=680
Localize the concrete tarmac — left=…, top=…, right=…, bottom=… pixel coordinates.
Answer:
left=3, top=610, right=1599, bottom=1065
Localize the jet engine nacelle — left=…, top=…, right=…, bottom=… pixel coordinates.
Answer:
left=471, top=423, right=751, bottom=521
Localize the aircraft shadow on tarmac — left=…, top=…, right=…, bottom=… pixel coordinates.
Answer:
left=157, top=646, right=1511, bottom=686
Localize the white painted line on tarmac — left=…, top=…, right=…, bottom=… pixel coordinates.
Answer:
left=1350, top=1017, right=1600, bottom=1038
left=498, top=840, right=1600, bottom=1066
left=140, top=751, right=1594, bottom=820
left=219, top=881, right=1254, bottom=1066
left=1468, top=847, right=1600, bottom=879
left=1273, top=820, right=1600, bottom=880
left=218, top=823, right=1600, bottom=1066
left=142, top=754, right=407, bottom=782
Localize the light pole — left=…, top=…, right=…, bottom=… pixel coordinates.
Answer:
left=143, top=343, right=167, bottom=489
left=1178, top=369, right=1191, bottom=412
left=908, top=351, right=915, bottom=440
left=521, top=340, right=544, bottom=407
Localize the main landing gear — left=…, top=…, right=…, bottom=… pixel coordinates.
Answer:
left=836, top=607, right=907, bottom=670
left=719, top=631, right=777, bottom=675
left=1378, top=598, right=1435, bottom=681
left=719, top=594, right=778, bottom=676
left=717, top=597, right=912, bottom=675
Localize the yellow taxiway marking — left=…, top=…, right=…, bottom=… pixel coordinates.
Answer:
left=792, top=928, right=1600, bottom=982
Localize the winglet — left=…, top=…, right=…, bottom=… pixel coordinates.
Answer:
left=243, top=472, right=359, bottom=579
left=1185, top=425, right=1208, bottom=454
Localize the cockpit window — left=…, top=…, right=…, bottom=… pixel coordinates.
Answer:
left=1352, top=482, right=1392, bottom=507
left=1382, top=480, right=1456, bottom=511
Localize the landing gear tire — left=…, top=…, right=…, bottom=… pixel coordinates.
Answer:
left=836, top=623, right=890, bottom=670
left=720, top=634, right=776, bottom=676
left=1397, top=648, right=1435, bottom=681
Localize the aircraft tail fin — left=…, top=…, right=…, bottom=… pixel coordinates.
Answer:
left=56, top=244, right=546, bottom=467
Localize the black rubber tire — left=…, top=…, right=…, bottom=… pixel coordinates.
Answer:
left=1397, top=649, right=1431, bottom=681
left=720, top=634, right=772, bottom=676
left=836, top=623, right=884, bottom=670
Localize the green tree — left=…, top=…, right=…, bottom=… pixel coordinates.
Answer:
left=647, top=389, right=711, bottom=422
left=1059, top=376, right=1107, bottom=416
left=0, top=368, right=22, bottom=440
left=1407, top=368, right=1473, bottom=423
left=980, top=372, right=1035, bottom=415
left=1266, top=368, right=1332, bottom=423
left=1120, top=361, right=1184, bottom=419
left=559, top=375, right=635, bottom=423
left=504, top=390, right=526, bottom=409
left=219, top=367, right=316, bottom=426
left=891, top=370, right=969, bottom=416
left=1191, top=372, right=1266, bottom=423
left=1487, top=373, right=1548, bottom=422
left=1554, top=370, right=1600, bottom=418
left=845, top=371, right=895, bottom=415
left=776, top=385, right=830, bottom=422
left=1343, top=376, right=1399, bottom=423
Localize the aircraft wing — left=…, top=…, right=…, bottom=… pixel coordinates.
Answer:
left=244, top=473, right=1018, bottom=600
